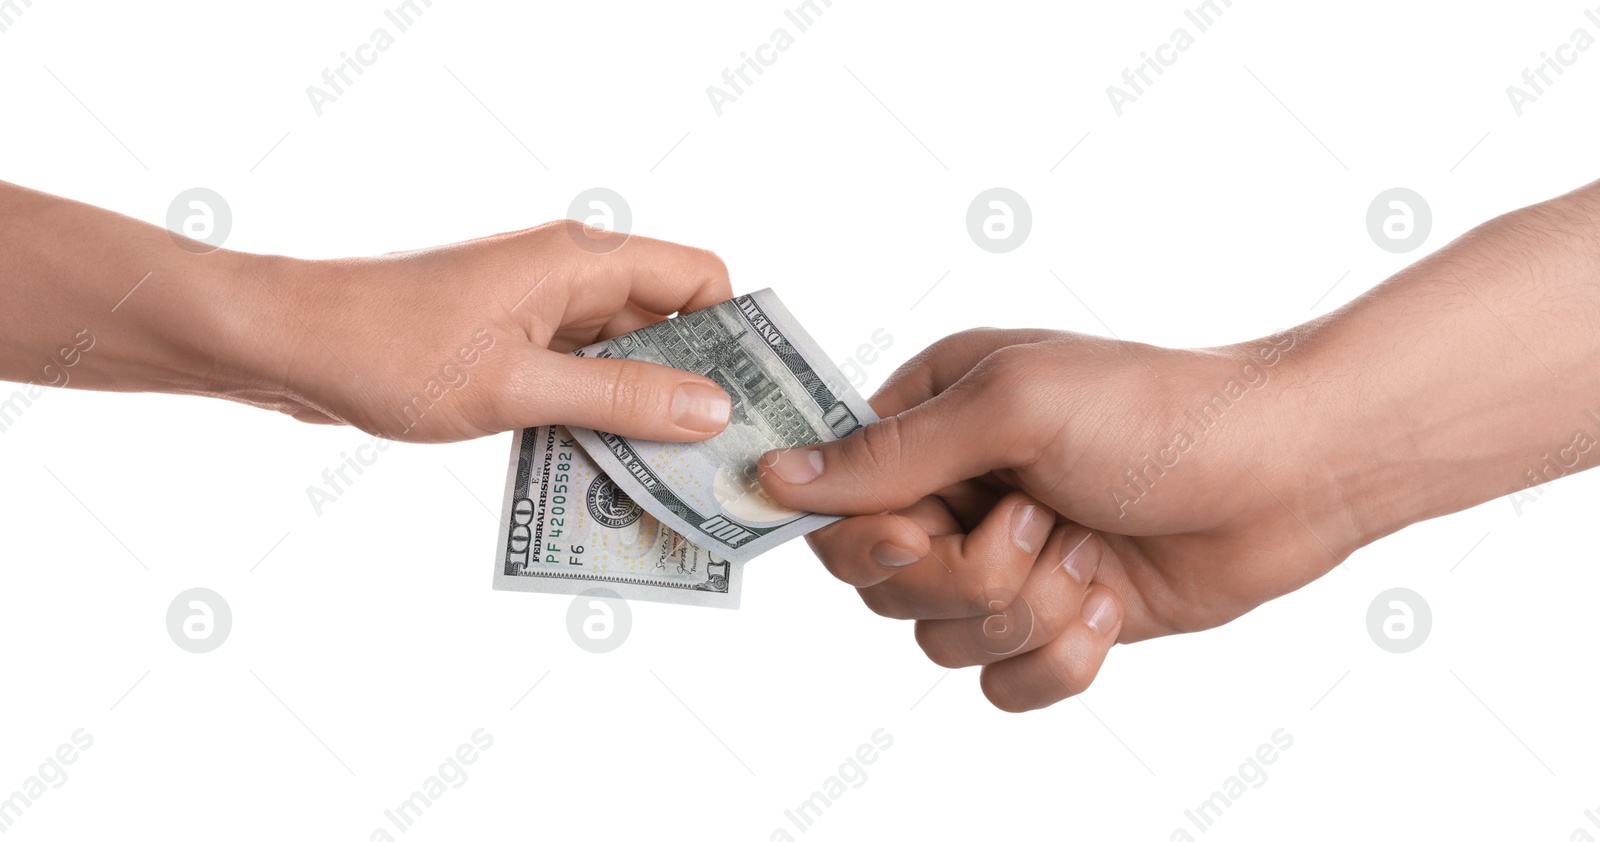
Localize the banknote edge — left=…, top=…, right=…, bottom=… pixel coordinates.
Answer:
left=491, top=426, right=530, bottom=591
left=493, top=426, right=743, bottom=608
left=567, top=288, right=877, bottom=561
left=492, top=557, right=742, bottom=609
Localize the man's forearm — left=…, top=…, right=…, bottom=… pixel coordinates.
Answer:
left=1292, top=180, right=1600, bottom=555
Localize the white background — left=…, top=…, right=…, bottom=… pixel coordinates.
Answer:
left=3, top=1, right=1599, bottom=839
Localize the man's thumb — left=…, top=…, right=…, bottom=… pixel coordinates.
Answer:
left=758, top=393, right=1001, bottom=515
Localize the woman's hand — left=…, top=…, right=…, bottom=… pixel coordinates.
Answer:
left=243, top=222, right=736, bottom=443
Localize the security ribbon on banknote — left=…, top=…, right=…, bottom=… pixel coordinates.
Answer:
left=493, top=289, right=878, bottom=608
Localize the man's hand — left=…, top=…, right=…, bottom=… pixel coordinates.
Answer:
left=760, top=179, right=1600, bottom=712
left=758, top=328, right=1344, bottom=711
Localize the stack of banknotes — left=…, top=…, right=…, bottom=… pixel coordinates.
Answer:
left=493, top=289, right=878, bottom=608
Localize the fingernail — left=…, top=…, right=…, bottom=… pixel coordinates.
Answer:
left=1010, top=504, right=1051, bottom=555
left=871, top=541, right=921, bottom=568
left=1082, top=591, right=1118, bottom=633
left=768, top=448, right=823, bottom=485
left=1059, top=533, right=1097, bottom=584
left=671, top=382, right=731, bottom=434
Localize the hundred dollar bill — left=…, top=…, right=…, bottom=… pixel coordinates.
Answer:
left=566, top=289, right=879, bottom=564
left=494, top=424, right=741, bottom=608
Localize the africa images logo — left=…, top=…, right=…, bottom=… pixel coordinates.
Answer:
left=586, top=475, right=643, bottom=529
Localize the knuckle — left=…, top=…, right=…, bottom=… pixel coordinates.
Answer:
left=666, top=245, right=731, bottom=303
left=978, top=668, right=1034, bottom=714
left=852, top=415, right=908, bottom=476
left=1052, top=649, right=1098, bottom=699
left=806, top=529, right=882, bottom=588
left=914, top=328, right=973, bottom=359
left=542, top=220, right=625, bottom=264
left=857, top=586, right=912, bottom=620
left=696, top=248, right=730, bottom=283
left=895, top=327, right=994, bottom=381
left=555, top=219, right=609, bottom=243
left=967, top=347, right=1049, bottom=464
left=957, top=571, right=1012, bottom=616
left=818, top=555, right=872, bottom=588
left=602, top=361, right=660, bottom=420
left=573, top=221, right=610, bottom=240
left=532, top=220, right=584, bottom=256
left=973, top=345, right=1036, bottom=398
left=803, top=524, right=845, bottom=557
left=943, top=326, right=1004, bottom=354
left=901, top=324, right=986, bottom=364
left=956, top=579, right=994, bottom=616
left=1032, top=600, right=1074, bottom=642
left=914, top=622, right=971, bottom=669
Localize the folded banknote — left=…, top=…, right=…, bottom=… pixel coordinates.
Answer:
left=494, top=289, right=877, bottom=607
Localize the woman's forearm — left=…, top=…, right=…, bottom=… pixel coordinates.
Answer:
left=1293, top=180, right=1600, bottom=554
left=2, top=180, right=738, bottom=443
left=0, top=180, right=273, bottom=400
